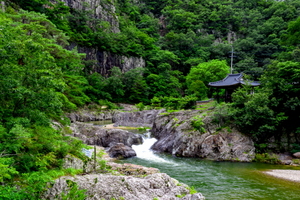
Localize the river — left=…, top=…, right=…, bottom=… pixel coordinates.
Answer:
left=119, top=132, right=300, bottom=200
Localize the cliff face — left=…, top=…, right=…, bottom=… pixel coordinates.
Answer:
left=74, top=46, right=145, bottom=76
left=55, top=0, right=120, bottom=33
left=53, top=0, right=146, bottom=76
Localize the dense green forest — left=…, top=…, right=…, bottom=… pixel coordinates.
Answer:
left=0, top=0, right=300, bottom=198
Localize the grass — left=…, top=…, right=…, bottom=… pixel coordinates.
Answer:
left=196, top=100, right=217, bottom=110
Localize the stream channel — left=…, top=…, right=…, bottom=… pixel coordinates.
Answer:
left=117, top=131, right=300, bottom=200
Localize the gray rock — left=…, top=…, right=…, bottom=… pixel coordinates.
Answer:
left=74, top=47, right=146, bottom=76
left=67, top=110, right=113, bottom=122
left=70, top=122, right=143, bottom=148
left=293, top=152, right=300, bottom=158
left=108, top=163, right=160, bottom=176
left=151, top=110, right=255, bottom=162
left=281, top=160, right=293, bottom=165
left=113, top=109, right=165, bottom=128
left=43, top=173, right=205, bottom=200
left=107, top=143, right=136, bottom=158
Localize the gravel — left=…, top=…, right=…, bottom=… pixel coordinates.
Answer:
left=264, top=170, right=300, bottom=182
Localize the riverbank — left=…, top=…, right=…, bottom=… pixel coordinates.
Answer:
left=264, top=169, right=300, bottom=182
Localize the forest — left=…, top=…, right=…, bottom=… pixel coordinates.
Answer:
left=0, top=0, right=300, bottom=198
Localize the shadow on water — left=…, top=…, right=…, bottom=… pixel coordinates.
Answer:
left=119, top=135, right=300, bottom=200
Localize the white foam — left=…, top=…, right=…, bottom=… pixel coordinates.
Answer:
left=132, top=133, right=175, bottom=164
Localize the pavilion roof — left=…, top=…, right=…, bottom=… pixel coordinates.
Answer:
left=208, top=73, right=260, bottom=88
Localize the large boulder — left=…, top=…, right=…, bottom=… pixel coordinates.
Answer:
left=43, top=173, right=205, bottom=200
left=151, top=110, right=255, bottom=162
left=107, top=143, right=137, bottom=158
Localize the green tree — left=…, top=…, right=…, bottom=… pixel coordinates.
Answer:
left=281, top=16, right=300, bottom=47
left=186, top=59, right=230, bottom=98
left=105, top=67, right=125, bottom=102
left=122, top=68, right=150, bottom=103
left=0, top=10, right=85, bottom=181
left=231, top=61, right=300, bottom=150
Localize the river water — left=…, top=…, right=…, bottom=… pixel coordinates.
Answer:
left=119, top=133, right=300, bottom=200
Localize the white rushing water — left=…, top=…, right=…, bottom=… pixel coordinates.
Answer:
left=131, top=133, right=174, bottom=164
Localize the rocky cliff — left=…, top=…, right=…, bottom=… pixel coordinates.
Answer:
left=53, top=0, right=120, bottom=33
left=53, top=0, right=145, bottom=76
left=70, top=44, right=146, bottom=76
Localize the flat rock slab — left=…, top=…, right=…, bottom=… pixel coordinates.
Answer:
left=264, top=170, right=300, bottom=182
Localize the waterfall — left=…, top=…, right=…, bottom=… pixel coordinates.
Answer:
left=131, top=132, right=174, bottom=164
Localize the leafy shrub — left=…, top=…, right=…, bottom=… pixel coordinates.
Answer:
left=135, top=102, right=145, bottom=111
left=191, top=116, right=205, bottom=133
left=98, top=100, right=119, bottom=109
left=211, top=103, right=232, bottom=126
left=254, top=153, right=281, bottom=164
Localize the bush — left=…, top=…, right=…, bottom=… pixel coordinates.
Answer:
left=135, top=102, right=145, bottom=111
left=191, top=116, right=205, bottom=133
left=254, top=153, right=281, bottom=164
left=98, top=100, right=119, bottom=110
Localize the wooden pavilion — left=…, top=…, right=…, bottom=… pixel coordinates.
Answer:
left=208, top=73, right=260, bottom=102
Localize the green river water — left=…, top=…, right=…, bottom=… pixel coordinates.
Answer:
left=119, top=135, right=300, bottom=200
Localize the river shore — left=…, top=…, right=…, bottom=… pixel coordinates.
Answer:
left=264, top=170, right=300, bottom=182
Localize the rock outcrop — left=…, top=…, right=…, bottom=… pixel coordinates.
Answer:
left=50, top=0, right=146, bottom=76
left=71, top=122, right=143, bottom=148
left=43, top=173, right=205, bottom=200
left=112, top=109, right=165, bottom=128
left=67, top=110, right=114, bottom=122
left=71, top=45, right=146, bottom=76
left=150, top=110, right=255, bottom=162
left=52, top=0, right=120, bottom=33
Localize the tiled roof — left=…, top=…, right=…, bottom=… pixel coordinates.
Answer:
left=208, top=73, right=260, bottom=87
